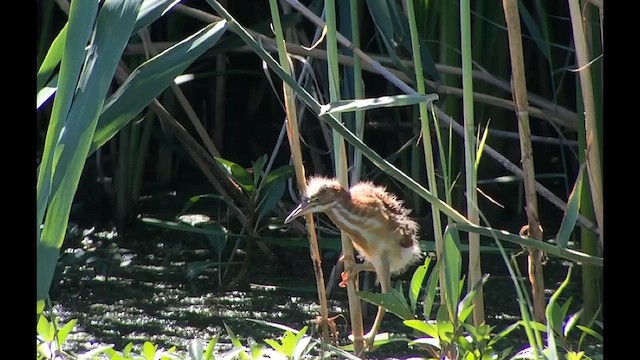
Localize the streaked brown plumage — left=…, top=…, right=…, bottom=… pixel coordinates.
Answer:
left=284, top=176, right=422, bottom=349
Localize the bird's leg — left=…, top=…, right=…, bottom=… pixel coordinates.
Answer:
left=353, top=256, right=391, bottom=353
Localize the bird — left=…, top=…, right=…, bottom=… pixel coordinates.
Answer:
left=284, top=176, right=422, bottom=349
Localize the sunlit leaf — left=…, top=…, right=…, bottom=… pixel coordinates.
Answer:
left=423, top=260, right=439, bottom=320
left=133, top=0, right=181, bottom=33
left=443, top=227, right=462, bottom=319
left=37, top=22, right=67, bottom=94
left=90, top=20, right=228, bottom=154
left=37, top=314, right=54, bottom=342
left=403, top=319, right=438, bottom=338
left=320, top=94, right=438, bottom=116
left=409, top=260, right=429, bottom=313
left=357, top=286, right=413, bottom=320
left=57, top=319, right=77, bottom=345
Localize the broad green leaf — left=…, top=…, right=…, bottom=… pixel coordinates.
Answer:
left=90, top=20, right=228, bottom=154
left=281, top=331, right=297, bottom=356
left=38, top=0, right=142, bottom=302
left=263, top=338, right=285, bottom=354
left=123, top=342, right=134, bottom=356
left=37, top=0, right=98, bottom=245
left=37, top=314, right=54, bottom=342
left=262, top=165, right=295, bottom=186
left=319, top=94, right=438, bottom=116
left=142, top=341, right=158, bottom=360
left=215, top=157, right=254, bottom=192
left=37, top=300, right=45, bottom=315
left=133, top=0, right=181, bottom=33
left=356, top=286, right=413, bottom=320
left=435, top=305, right=454, bottom=343
left=442, top=227, right=462, bottom=319
left=458, top=273, right=488, bottom=319
left=409, top=260, right=429, bottom=312
left=566, top=351, right=585, bottom=360
left=555, top=166, right=584, bottom=248
left=204, top=335, right=219, bottom=360
left=403, top=319, right=438, bottom=338
left=256, top=180, right=286, bottom=225
left=423, top=260, right=439, bottom=320
left=56, top=318, right=77, bottom=345
left=458, top=304, right=474, bottom=323
left=37, top=23, right=68, bottom=93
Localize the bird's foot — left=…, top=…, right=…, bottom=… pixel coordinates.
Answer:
left=339, top=263, right=376, bottom=288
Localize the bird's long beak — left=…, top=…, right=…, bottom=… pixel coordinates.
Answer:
left=284, top=201, right=315, bottom=224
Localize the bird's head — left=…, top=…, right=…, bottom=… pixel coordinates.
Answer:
left=284, top=176, right=347, bottom=224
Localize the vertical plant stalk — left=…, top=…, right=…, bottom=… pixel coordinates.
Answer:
left=405, top=0, right=447, bottom=312
left=502, top=0, right=546, bottom=323
left=568, top=0, right=603, bottom=248
left=268, top=0, right=330, bottom=345
left=578, top=3, right=602, bottom=324
left=214, top=0, right=227, bottom=151
left=460, top=0, right=485, bottom=326
left=325, top=0, right=365, bottom=356
left=349, top=0, right=364, bottom=184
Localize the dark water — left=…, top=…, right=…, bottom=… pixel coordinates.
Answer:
left=48, top=186, right=602, bottom=359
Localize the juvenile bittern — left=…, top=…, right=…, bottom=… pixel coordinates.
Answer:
left=284, top=176, right=422, bottom=348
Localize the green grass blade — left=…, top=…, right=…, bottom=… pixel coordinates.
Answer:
left=545, top=266, right=573, bottom=360
left=38, top=0, right=142, bottom=301
left=409, top=258, right=429, bottom=313
left=36, top=0, right=98, bottom=244
left=555, top=165, right=584, bottom=248
left=442, top=227, right=462, bottom=320
left=133, top=0, right=181, bottom=33
left=423, top=260, right=440, bottom=320
left=319, top=94, right=438, bottom=115
left=452, top=223, right=602, bottom=266
left=36, top=23, right=68, bottom=93
left=90, top=20, right=227, bottom=154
